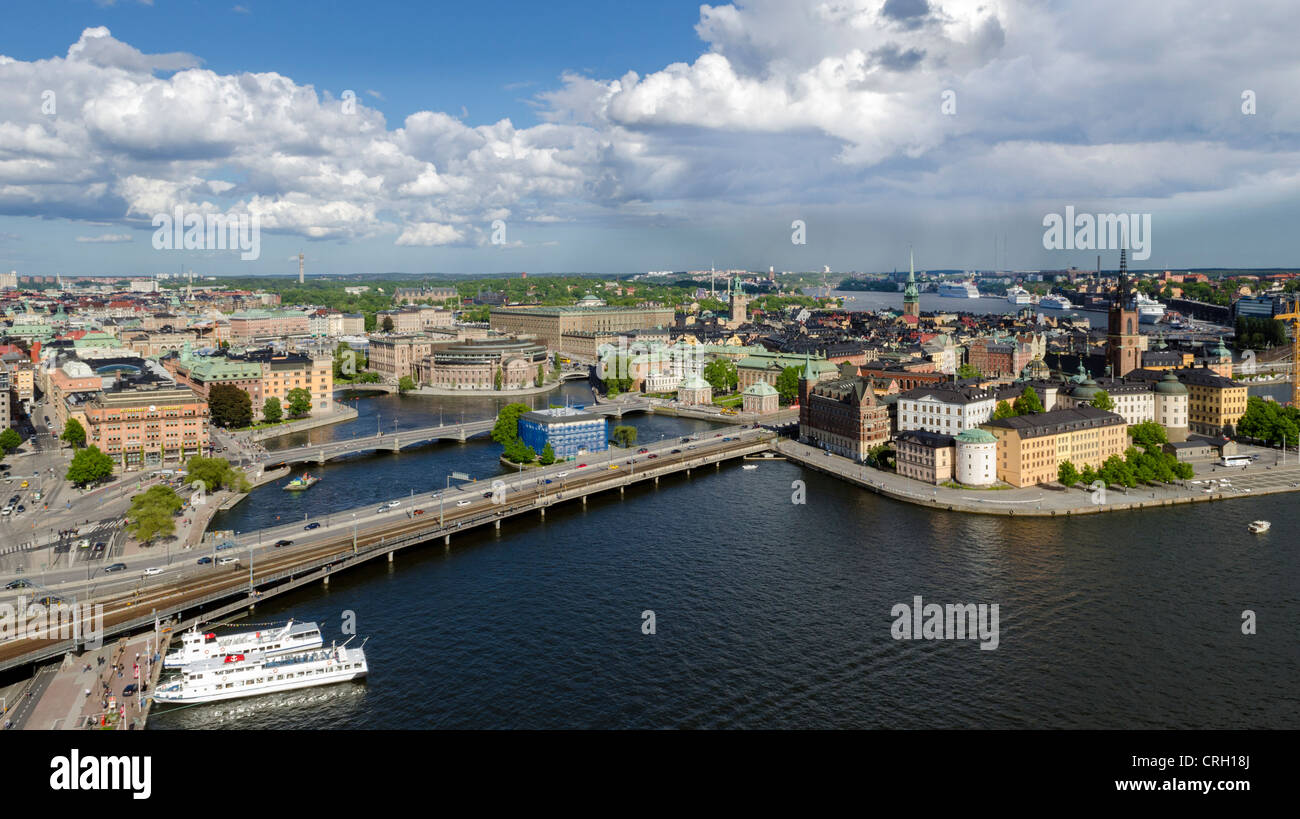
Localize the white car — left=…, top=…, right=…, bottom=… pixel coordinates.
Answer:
left=455, top=499, right=472, bottom=507
left=385, top=500, right=400, bottom=509
left=217, top=556, right=239, bottom=566
left=555, top=471, right=569, bottom=478
left=142, top=567, right=163, bottom=577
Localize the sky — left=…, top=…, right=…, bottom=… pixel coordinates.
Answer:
left=0, top=0, right=1297, bottom=277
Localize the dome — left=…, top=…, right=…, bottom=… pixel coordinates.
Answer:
left=1070, top=376, right=1100, bottom=402
left=743, top=381, right=778, bottom=396
left=1212, top=337, right=1231, bottom=359
left=1153, top=371, right=1188, bottom=395
left=956, top=428, right=997, bottom=445
left=680, top=374, right=710, bottom=390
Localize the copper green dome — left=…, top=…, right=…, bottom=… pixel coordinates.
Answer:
left=956, top=428, right=997, bottom=445
left=1153, top=371, right=1187, bottom=395
left=1070, top=376, right=1100, bottom=402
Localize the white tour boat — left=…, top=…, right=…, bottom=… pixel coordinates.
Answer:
left=1005, top=285, right=1032, bottom=305
left=164, top=620, right=324, bottom=669
left=742, top=464, right=758, bottom=470
left=153, top=642, right=368, bottom=705
left=1248, top=520, right=1270, bottom=534
left=939, top=280, right=980, bottom=298
left=1039, top=294, right=1073, bottom=310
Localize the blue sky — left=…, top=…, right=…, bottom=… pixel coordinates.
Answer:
left=0, top=0, right=1297, bottom=277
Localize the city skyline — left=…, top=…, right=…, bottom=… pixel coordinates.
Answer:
left=0, top=0, right=1297, bottom=276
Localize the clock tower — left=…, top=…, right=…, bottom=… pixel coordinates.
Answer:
left=1107, top=249, right=1142, bottom=377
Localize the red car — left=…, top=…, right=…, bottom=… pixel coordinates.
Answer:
left=577, top=463, right=588, bottom=468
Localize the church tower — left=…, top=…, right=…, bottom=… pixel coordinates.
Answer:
left=1107, top=249, right=1141, bottom=377
left=729, top=276, right=751, bottom=327
left=902, top=249, right=920, bottom=318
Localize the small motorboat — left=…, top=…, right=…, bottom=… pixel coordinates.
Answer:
left=742, top=464, right=758, bottom=471
left=1248, top=520, right=1270, bottom=534
left=283, top=473, right=320, bottom=491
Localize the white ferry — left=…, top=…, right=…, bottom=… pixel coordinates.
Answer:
left=164, top=620, right=324, bottom=669
left=1005, top=285, right=1032, bottom=305
left=1136, top=293, right=1167, bottom=324
left=153, top=642, right=368, bottom=705
left=939, top=280, right=980, bottom=298
left=1039, top=294, right=1073, bottom=310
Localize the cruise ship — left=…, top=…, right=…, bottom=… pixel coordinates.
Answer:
left=1136, top=293, right=1167, bottom=324
left=164, top=620, right=324, bottom=669
left=1005, top=285, right=1032, bottom=305
left=1039, top=294, right=1073, bottom=310
left=153, top=642, right=368, bottom=705
left=939, top=280, right=980, bottom=298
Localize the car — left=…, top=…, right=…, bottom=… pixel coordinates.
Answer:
left=304, top=522, right=321, bottom=530
left=413, top=509, right=425, bottom=515
left=386, top=500, right=400, bottom=509
left=14, top=505, right=25, bottom=514
left=482, top=491, right=493, bottom=499
left=555, top=472, right=569, bottom=478
left=715, top=433, right=723, bottom=437
left=4, top=579, right=33, bottom=589
left=217, top=556, right=240, bottom=566
left=274, top=539, right=293, bottom=548
left=75, top=538, right=91, bottom=549
left=541, top=479, right=553, bottom=485
left=103, top=563, right=127, bottom=573
left=142, top=567, right=163, bottom=577
left=216, top=540, right=239, bottom=551
left=122, top=683, right=138, bottom=696
left=609, top=464, right=619, bottom=469
left=456, top=499, right=471, bottom=507
left=687, top=445, right=696, bottom=450
left=723, top=437, right=733, bottom=442
left=647, top=453, right=659, bottom=459
left=92, top=542, right=105, bottom=551
left=19, top=481, right=27, bottom=488
left=36, top=595, right=63, bottom=606
left=577, top=463, right=588, bottom=468
left=681, top=437, right=691, bottom=443
left=637, top=448, right=649, bottom=454
left=196, top=556, right=212, bottom=565
left=670, top=449, right=682, bottom=454
left=0, top=507, right=11, bottom=516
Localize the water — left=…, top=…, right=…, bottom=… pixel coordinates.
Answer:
left=153, top=390, right=1300, bottom=729
left=828, top=289, right=1110, bottom=329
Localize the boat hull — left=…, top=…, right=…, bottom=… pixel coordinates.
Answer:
left=153, top=669, right=366, bottom=704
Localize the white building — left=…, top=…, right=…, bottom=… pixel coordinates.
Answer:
left=955, top=428, right=997, bottom=486
left=898, top=382, right=999, bottom=436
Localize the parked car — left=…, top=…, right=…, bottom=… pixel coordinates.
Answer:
left=103, top=563, right=127, bottom=573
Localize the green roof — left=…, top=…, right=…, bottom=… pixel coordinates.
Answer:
left=743, top=381, right=778, bottom=396
left=957, top=428, right=997, bottom=444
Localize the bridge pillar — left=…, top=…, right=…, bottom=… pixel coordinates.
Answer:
left=323, top=575, right=329, bottom=586
left=619, top=485, right=624, bottom=496
left=388, top=551, right=394, bottom=563
left=654, top=476, right=658, bottom=485
left=494, top=519, right=500, bottom=530
left=316, top=455, right=325, bottom=465
left=582, top=495, right=586, bottom=506
left=540, top=506, right=545, bottom=518
left=444, top=535, right=450, bottom=547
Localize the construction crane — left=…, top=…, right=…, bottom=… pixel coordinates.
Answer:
left=1273, top=294, right=1300, bottom=407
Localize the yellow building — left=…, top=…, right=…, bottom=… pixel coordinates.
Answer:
left=1178, top=366, right=1248, bottom=436
left=982, top=406, right=1128, bottom=488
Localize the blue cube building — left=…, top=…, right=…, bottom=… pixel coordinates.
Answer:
left=517, top=407, right=609, bottom=458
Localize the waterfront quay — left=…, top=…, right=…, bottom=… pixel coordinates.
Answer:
left=0, top=428, right=773, bottom=675
left=776, top=438, right=1300, bottom=516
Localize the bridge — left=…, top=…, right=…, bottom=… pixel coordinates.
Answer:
left=0, top=429, right=774, bottom=673
left=257, top=400, right=652, bottom=466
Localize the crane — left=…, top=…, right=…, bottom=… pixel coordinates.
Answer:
left=1273, top=295, right=1300, bottom=407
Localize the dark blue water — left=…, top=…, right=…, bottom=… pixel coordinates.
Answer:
left=153, top=391, right=1300, bottom=729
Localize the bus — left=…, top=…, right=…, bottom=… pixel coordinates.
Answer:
left=1219, top=454, right=1252, bottom=468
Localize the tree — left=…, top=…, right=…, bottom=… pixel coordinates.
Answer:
left=535, top=364, right=545, bottom=388
left=209, top=383, right=253, bottom=429
left=957, top=363, right=981, bottom=379
left=127, top=485, right=183, bottom=545
left=1058, top=460, right=1080, bottom=486
left=503, top=437, right=536, bottom=464
left=1079, top=464, right=1097, bottom=485
left=1128, top=420, right=1167, bottom=451
left=66, top=446, right=114, bottom=486
left=703, top=359, right=739, bottom=393
left=539, top=442, right=556, bottom=465
left=261, top=396, right=283, bottom=425
left=60, top=419, right=87, bottom=448
left=491, top=403, right=531, bottom=446
left=185, top=456, right=250, bottom=493
left=775, top=366, right=801, bottom=405
left=0, top=427, right=23, bottom=453
left=286, top=388, right=313, bottom=418
left=494, top=369, right=503, bottom=391
left=612, top=425, right=638, bottom=448
left=1091, top=390, right=1115, bottom=411
left=381, top=315, right=395, bottom=333
left=992, top=400, right=1016, bottom=420
left=1013, top=386, right=1044, bottom=415
left=398, top=376, right=416, bottom=393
